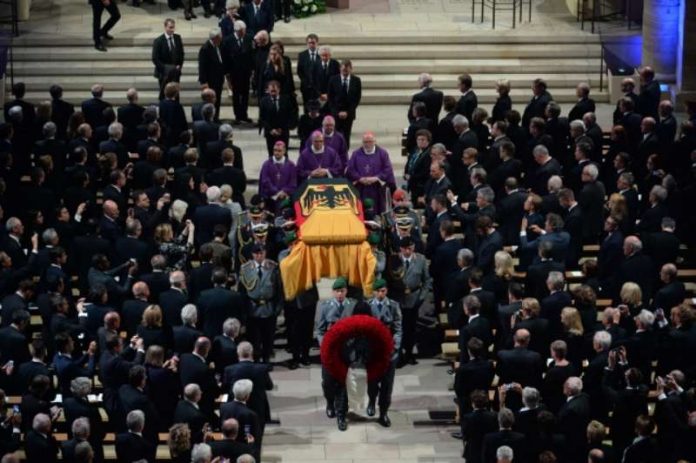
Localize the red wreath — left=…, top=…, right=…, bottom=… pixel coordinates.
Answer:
left=320, top=315, right=395, bottom=383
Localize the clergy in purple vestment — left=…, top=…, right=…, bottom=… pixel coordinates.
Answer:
left=259, top=140, right=298, bottom=210
left=297, top=130, right=343, bottom=181
left=345, top=132, right=396, bottom=214
left=301, top=115, right=348, bottom=171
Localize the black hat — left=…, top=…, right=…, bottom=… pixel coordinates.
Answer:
left=399, top=237, right=414, bottom=248
left=251, top=243, right=266, bottom=254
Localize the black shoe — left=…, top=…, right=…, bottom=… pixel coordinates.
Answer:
left=408, top=356, right=418, bottom=365
left=337, top=415, right=347, bottom=431
left=241, top=117, right=253, bottom=123
left=232, top=119, right=241, bottom=125
left=378, top=413, right=391, bottom=427
left=366, top=403, right=375, bottom=417
left=190, top=11, right=197, bottom=18
left=184, top=11, right=192, bottom=19
left=326, top=406, right=335, bottom=418
left=204, top=10, right=211, bottom=17
left=287, top=359, right=299, bottom=370
left=450, top=431, right=462, bottom=439
left=284, top=16, right=291, bottom=22
left=102, top=33, right=114, bottom=40
left=95, top=43, right=107, bottom=52
left=300, top=356, right=311, bottom=366
left=396, top=358, right=407, bottom=369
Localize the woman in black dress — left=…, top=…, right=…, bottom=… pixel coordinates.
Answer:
left=491, top=79, right=512, bottom=123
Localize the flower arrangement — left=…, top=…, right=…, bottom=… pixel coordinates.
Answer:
left=320, top=315, right=394, bottom=383
left=292, top=0, right=326, bottom=18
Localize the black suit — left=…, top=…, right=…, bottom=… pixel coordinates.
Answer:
left=297, top=49, right=320, bottom=105
left=258, top=93, right=296, bottom=156
left=203, top=140, right=243, bottom=171
left=89, top=0, right=120, bottom=47
left=525, top=259, right=565, bottom=301
left=81, top=97, right=112, bottom=129
left=653, top=280, right=685, bottom=311
left=430, top=238, right=462, bottom=310
left=51, top=98, right=75, bottom=140
left=222, top=33, right=254, bottom=121
left=455, top=90, right=478, bottom=122
left=25, top=430, right=60, bottom=463
left=461, top=408, right=497, bottom=463
left=408, top=86, right=444, bottom=123
left=327, top=74, right=362, bottom=147
left=482, top=429, right=527, bottom=463
left=458, top=315, right=492, bottom=364
left=615, top=252, right=655, bottom=302
left=223, top=360, right=273, bottom=424
left=173, top=325, right=203, bottom=355
left=188, top=262, right=215, bottom=302
left=198, top=40, right=226, bottom=118
left=193, top=204, right=232, bottom=247
left=454, top=357, right=494, bottom=409
left=557, top=394, right=591, bottom=463
left=158, top=289, right=188, bottom=328
left=522, top=90, right=552, bottom=129
left=312, top=58, right=340, bottom=97
left=638, top=80, right=661, bottom=119
left=540, top=290, right=573, bottom=339
left=115, top=431, right=157, bottom=463
left=497, top=346, right=544, bottom=389
left=152, top=33, right=185, bottom=99
left=241, top=2, right=274, bottom=36
left=568, top=97, right=596, bottom=122
left=63, top=396, right=106, bottom=462
left=209, top=438, right=254, bottom=462
left=219, top=400, right=261, bottom=452
left=212, top=335, right=239, bottom=375
left=159, top=98, right=188, bottom=148
left=496, top=190, right=528, bottom=246
left=174, top=399, right=209, bottom=443
left=579, top=180, right=606, bottom=240
left=197, top=287, right=247, bottom=338
left=118, top=384, right=161, bottom=443
left=643, top=230, right=680, bottom=270
left=121, top=299, right=150, bottom=338
left=138, top=271, right=170, bottom=302
left=0, top=325, right=30, bottom=365
left=179, top=353, right=220, bottom=420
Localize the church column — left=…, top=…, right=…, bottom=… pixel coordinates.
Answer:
left=676, top=0, right=696, bottom=105
left=641, top=0, right=681, bottom=79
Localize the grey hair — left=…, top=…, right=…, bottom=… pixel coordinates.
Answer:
left=477, top=186, right=495, bottom=204
left=496, top=446, right=514, bottom=461
left=206, top=186, right=222, bottom=203
left=191, top=443, right=213, bottom=463
left=169, top=270, right=186, bottom=286
left=233, top=19, right=246, bottom=31
left=593, top=330, right=612, bottom=350
left=532, top=145, right=549, bottom=157
left=219, top=123, right=233, bottom=140
left=636, top=309, right=655, bottom=327
left=42, top=121, right=57, bottom=138
left=70, top=377, right=92, bottom=398
left=169, top=199, right=188, bottom=223
left=418, top=73, right=433, bottom=87
left=237, top=454, right=256, bottom=463
left=42, top=228, right=58, bottom=244
left=565, top=376, right=583, bottom=395
left=126, top=410, right=145, bottom=432
left=522, top=387, right=540, bottom=408
left=184, top=383, right=202, bottom=401
left=32, top=413, right=51, bottom=432
left=8, top=106, right=22, bottom=118
left=457, top=248, right=474, bottom=265
left=223, top=318, right=241, bottom=337
left=209, top=28, right=222, bottom=39
left=233, top=378, right=254, bottom=401
left=569, top=120, right=586, bottom=132
left=430, top=143, right=447, bottom=155
left=318, top=45, right=331, bottom=54
left=5, top=217, right=21, bottom=233
left=547, top=175, right=563, bottom=192
left=237, top=341, right=253, bottom=359
left=584, top=163, right=599, bottom=181
left=72, top=417, right=90, bottom=438
left=650, top=185, right=668, bottom=202
left=452, top=114, right=469, bottom=129
left=181, top=304, right=198, bottom=325
left=107, top=122, right=123, bottom=139
left=546, top=271, right=565, bottom=290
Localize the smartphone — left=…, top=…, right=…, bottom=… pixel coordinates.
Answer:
left=244, top=424, right=251, bottom=435
left=12, top=405, right=19, bottom=415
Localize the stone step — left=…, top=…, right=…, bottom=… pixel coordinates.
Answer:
left=11, top=43, right=601, bottom=61
left=13, top=31, right=603, bottom=47
left=10, top=73, right=605, bottom=92
left=21, top=87, right=610, bottom=106
left=11, top=57, right=600, bottom=75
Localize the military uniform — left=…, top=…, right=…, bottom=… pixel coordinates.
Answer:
left=239, top=257, right=282, bottom=363
left=386, top=251, right=430, bottom=363
left=366, top=293, right=402, bottom=425
left=315, top=295, right=357, bottom=421
left=279, top=246, right=318, bottom=365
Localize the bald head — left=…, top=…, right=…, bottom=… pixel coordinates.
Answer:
left=133, top=281, right=150, bottom=299
left=103, top=200, right=119, bottom=219
left=221, top=418, right=240, bottom=439
left=513, top=329, right=530, bottom=347
left=194, top=337, right=211, bottom=356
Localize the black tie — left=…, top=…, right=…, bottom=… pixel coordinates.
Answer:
left=237, top=37, right=242, bottom=48
left=323, top=62, right=327, bottom=73
left=168, top=36, right=174, bottom=52
left=377, top=302, right=383, bottom=312
left=257, top=265, right=263, bottom=279
left=310, top=52, right=315, bottom=63
left=273, top=96, right=279, bottom=112
left=405, top=259, right=410, bottom=270
left=342, top=78, right=348, bottom=95
left=338, top=302, right=344, bottom=313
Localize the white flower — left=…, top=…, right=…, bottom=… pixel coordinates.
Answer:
left=293, top=0, right=301, bottom=4
left=301, top=4, right=308, bottom=11
left=309, top=3, right=317, bottom=12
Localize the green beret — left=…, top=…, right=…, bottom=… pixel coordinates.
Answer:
left=332, top=276, right=348, bottom=290
left=283, top=231, right=297, bottom=245
left=367, top=232, right=381, bottom=245
left=373, top=278, right=387, bottom=291
left=363, top=198, right=374, bottom=208
left=278, top=198, right=292, bottom=210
